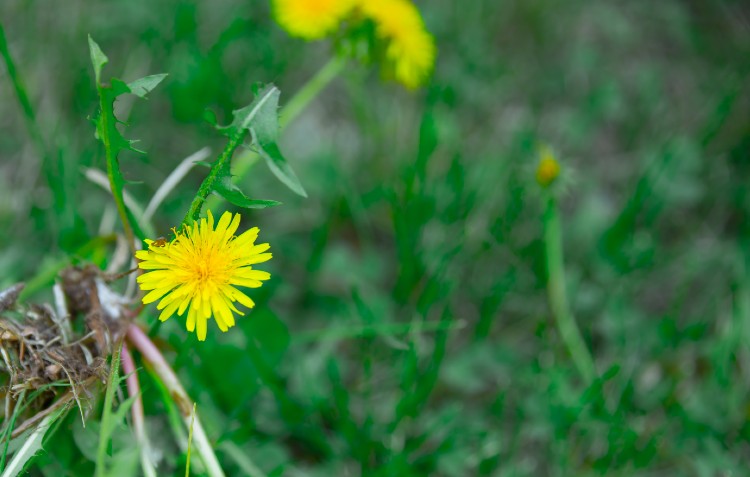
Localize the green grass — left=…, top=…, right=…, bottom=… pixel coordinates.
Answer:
left=1, top=0, right=750, bottom=475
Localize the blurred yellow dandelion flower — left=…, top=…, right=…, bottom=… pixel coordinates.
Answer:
left=136, top=211, right=272, bottom=341
left=536, top=147, right=561, bottom=187
left=359, top=0, right=436, bottom=88
left=273, top=0, right=355, bottom=40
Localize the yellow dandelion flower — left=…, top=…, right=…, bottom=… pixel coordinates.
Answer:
left=135, top=211, right=272, bottom=341
left=273, top=0, right=355, bottom=40
left=358, top=0, right=436, bottom=89
left=536, top=147, right=561, bottom=187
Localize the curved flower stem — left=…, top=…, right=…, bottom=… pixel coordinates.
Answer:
left=543, top=193, right=596, bottom=385
left=279, top=55, right=346, bottom=130
left=121, top=342, right=156, bottom=477
left=126, top=324, right=226, bottom=477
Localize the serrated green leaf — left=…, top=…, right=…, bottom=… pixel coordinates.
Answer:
left=229, top=84, right=279, bottom=132
left=127, top=74, right=167, bottom=98
left=110, top=78, right=131, bottom=96
left=250, top=81, right=264, bottom=96
left=210, top=141, right=282, bottom=210
left=250, top=128, right=307, bottom=197
left=183, top=83, right=296, bottom=222
left=88, top=35, right=108, bottom=85
left=89, top=39, right=164, bottom=242
left=213, top=175, right=282, bottom=210
left=231, top=84, right=307, bottom=197
left=214, top=87, right=281, bottom=138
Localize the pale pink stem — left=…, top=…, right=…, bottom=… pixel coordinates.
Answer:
left=121, top=341, right=156, bottom=477
left=121, top=342, right=144, bottom=435
left=126, top=324, right=225, bottom=477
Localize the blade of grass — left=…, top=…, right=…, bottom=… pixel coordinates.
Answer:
left=95, top=341, right=122, bottom=477
left=143, top=147, right=211, bottom=223
left=185, top=403, right=196, bottom=477
left=0, top=392, right=26, bottom=471
left=0, top=404, right=69, bottom=477
left=0, top=25, right=39, bottom=144
left=219, top=442, right=268, bottom=477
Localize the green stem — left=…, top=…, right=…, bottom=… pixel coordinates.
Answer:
left=96, top=342, right=122, bottom=477
left=182, top=130, right=246, bottom=226
left=543, top=194, right=596, bottom=384
left=280, top=56, right=346, bottom=130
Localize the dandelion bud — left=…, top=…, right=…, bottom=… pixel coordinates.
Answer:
left=536, top=147, right=561, bottom=187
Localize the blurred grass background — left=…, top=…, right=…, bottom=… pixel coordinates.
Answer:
left=2, top=0, right=750, bottom=475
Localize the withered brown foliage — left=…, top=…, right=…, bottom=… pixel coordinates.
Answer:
left=0, top=265, right=133, bottom=438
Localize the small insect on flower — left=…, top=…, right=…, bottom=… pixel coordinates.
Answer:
left=135, top=211, right=272, bottom=341
left=151, top=237, right=168, bottom=247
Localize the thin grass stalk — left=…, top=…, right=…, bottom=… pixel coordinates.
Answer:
left=95, top=342, right=122, bottom=477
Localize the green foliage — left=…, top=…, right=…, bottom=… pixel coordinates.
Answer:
left=184, top=404, right=195, bottom=477
left=184, top=84, right=303, bottom=224
left=95, top=344, right=139, bottom=477
left=1, top=406, right=69, bottom=477
left=0, top=392, right=26, bottom=471
left=2, top=1, right=750, bottom=476
left=241, top=87, right=307, bottom=198
left=88, top=36, right=166, bottom=243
